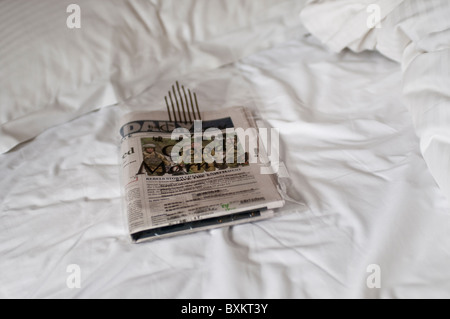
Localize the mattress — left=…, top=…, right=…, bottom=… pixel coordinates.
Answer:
left=1, top=1, right=450, bottom=299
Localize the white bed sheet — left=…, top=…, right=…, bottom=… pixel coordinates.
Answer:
left=1, top=35, right=450, bottom=299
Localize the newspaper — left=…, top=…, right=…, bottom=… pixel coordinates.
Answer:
left=119, top=106, right=284, bottom=243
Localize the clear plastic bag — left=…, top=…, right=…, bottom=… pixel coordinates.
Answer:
left=117, top=81, right=308, bottom=243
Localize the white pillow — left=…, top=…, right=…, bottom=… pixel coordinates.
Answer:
left=0, top=0, right=307, bottom=154
left=301, top=0, right=450, bottom=204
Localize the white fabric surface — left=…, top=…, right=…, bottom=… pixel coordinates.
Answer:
left=0, top=0, right=306, bottom=154
left=1, top=34, right=450, bottom=299
left=301, top=0, right=450, bottom=205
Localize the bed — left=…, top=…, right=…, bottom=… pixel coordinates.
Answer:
left=1, top=0, right=450, bottom=299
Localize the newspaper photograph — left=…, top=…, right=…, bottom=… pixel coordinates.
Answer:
left=119, top=107, right=284, bottom=243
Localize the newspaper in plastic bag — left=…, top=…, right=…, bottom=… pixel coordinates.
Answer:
left=119, top=106, right=286, bottom=243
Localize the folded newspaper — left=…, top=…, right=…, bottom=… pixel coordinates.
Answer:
left=119, top=106, right=285, bottom=243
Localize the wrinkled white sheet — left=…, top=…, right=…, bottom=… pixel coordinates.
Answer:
left=0, top=0, right=306, bottom=154
left=301, top=0, right=450, bottom=207
left=1, top=35, right=450, bottom=299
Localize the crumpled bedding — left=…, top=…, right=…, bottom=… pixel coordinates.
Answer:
left=1, top=33, right=449, bottom=298
left=0, top=0, right=306, bottom=154
left=301, top=0, right=450, bottom=207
